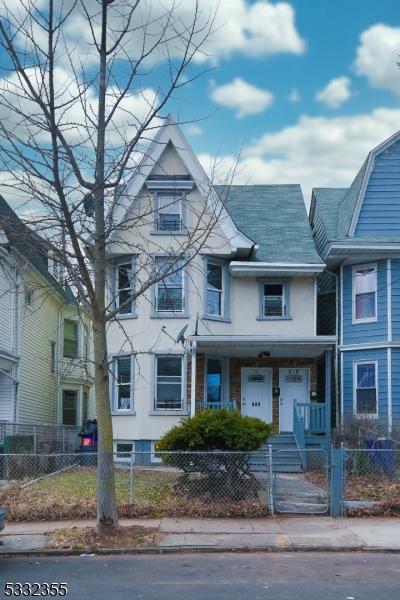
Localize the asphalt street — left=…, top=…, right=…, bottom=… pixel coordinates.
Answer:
left=0, top=552, right=399, bottom=600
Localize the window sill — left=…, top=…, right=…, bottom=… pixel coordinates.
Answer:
left=115, top=313, right=138, bottom=320
left=202, top=314, right=231, bottom=323
left=149, top=410, right=188, bottom=416
left=257, top=316, right=292, bottom=321
left=151, top=313, right=189, bottom=319
left=352, top=317, right=378, bottom=325
left=150, top=230, right=187, bottom=236
left=112, top=411, right=136, bottom=416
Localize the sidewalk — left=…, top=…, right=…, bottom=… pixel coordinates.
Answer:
left=2, top=517, right=400, bottom=554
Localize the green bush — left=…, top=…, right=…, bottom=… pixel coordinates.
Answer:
left=157, top=410, right=273, bottom=501
left=157, top=409, right=273, bottom=452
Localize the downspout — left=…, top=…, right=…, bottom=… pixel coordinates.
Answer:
left=326, top=269, right=340, bottom=430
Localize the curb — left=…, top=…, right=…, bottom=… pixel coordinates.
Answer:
left=1, top=545, right=400, bottom=557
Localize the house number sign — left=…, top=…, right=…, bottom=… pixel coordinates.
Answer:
left=285, top=374, right=303, bottom=382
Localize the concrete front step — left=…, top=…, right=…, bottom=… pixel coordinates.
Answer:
left=275, top=501, right=328, bottom=513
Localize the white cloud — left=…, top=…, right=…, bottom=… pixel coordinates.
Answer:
left=354, top=23, right=400, bottom=94
left=199, top=107, right=400, bottom=205
left=210, top=78, right=274, bottom=118
left=288, top=88, right=301, bottom=102
left=185, top=124, right=203, bottom=136
left=316, top=77, right=351, bottom=108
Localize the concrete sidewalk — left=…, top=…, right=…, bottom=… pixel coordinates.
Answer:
left=2, top=517, right=400, bottom=553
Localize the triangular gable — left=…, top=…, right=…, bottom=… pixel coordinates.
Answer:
left=111, top=115, right=254, bottom=256
left=348, top=130, right=400, bottom=237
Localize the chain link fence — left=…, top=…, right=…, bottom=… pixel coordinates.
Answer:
left=343, top=448, right=400, bottom=516
left=0, top=421, right=80, bottom=454
left=0, top=450, right=273, bottom=521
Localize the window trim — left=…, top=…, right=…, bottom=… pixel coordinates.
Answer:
left=202, top=257, right=230, bottom=322
left=352, top=263, right=378, bottom=324
left=152, top=192, right=187, bottom=235
left=62, top=388, right=78, bottom=426
left=257, top=279, right=291, bottom=320
left=110, top=354, right=135, bottom=415
left=63, top=319, right=79, bottom=359
left=151, top=353, right=188, bottom=415
left=113, top=256, right=137, bottom=319
left=353, top=360, right=379, bottom=419
left=114, top=440, right=135, bottom=463
left=151, top=256, right=188, bottom=319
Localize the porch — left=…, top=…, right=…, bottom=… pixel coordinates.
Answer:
left=189, top=335, right=335, bottom=445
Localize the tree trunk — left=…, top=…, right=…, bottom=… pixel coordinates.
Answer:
left=93, top=312, right=119, bottom=532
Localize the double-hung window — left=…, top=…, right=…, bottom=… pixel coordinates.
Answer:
left=262, top=283, right=286, bottom=317
left=155, top=258, right=185, bottom=313
left=114, top=355, right=133, bottom=412
left=115, top=258, right=135, bottom=316
left=156, top=194, right=183, bottom=232
left=353, top=264, right=377, bottom=321
left=206, top=261, right=225, bottom=317
left=354, top=362, right=378, bottom=417
left=63, top=319, right=78, bottom=358
left=62, top=390, right=78, bottom=425
left=155, top=355, right=183, bottom=411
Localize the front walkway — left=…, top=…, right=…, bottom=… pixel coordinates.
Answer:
left=2, top=517, right=400, bottom=552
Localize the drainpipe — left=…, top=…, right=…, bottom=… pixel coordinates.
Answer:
left=190, top=340, right=197, bottom=417
left=326, top=269, right=340, bottom=430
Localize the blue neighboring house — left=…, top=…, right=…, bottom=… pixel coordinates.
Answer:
left=310, top=131, right=400, bottom=433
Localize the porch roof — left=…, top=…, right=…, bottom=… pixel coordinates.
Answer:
left=189, top=335, right=336, bottom=358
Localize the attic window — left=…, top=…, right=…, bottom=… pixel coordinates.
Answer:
left=156, top=194, right=183, bottom=232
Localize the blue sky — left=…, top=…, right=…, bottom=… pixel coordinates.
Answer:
left=161, top=0, right=400, bottom=203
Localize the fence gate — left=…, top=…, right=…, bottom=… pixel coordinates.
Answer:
left=273, top=448, right=329, bottom=514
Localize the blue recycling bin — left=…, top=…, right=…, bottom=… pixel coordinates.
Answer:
left=365, top=438, right=395, bottom=473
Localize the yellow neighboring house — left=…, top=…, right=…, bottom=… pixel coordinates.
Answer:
left=0, top=195, right=94, bottom=428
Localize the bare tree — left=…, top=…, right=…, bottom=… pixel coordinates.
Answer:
left=0, top=0, right=223, bottom=532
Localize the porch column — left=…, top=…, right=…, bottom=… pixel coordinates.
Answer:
left=190, top=341, right=197, bottom=418
left=325, top=349, right=332, bottom=439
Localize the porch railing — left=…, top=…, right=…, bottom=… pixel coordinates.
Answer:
left=197, top=400, right=237, bottom=411
left=293, top=401, right=306, bottom=466
left=296, top=402, right=327, bottom=435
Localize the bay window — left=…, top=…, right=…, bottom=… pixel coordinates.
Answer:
left=206, top=262, right=224, bottom=316
left=63, top=319, right=78, bottom=358
left=155, top=355, right=183, bottom=411
left=154, top=258, right=185, bottom=313
left=114, top=355, right=133, bottom=412
left=353, top=264, right=377, bottom=321
left=115, top=257, right=135, bottom=316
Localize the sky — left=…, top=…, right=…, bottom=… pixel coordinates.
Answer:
left=161, top=0, right=400, bottom=205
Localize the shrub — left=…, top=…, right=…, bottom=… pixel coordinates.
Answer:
left=157, top=409, right=273, bottom=452
left=157, top=410, right=273, bottom=501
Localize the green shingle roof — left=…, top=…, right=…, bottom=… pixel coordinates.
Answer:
left=0, top=195, right=76, bottom=305
left=312, top=187, right=347, bottom=240
left=215, top=184, right=323, bottom=264
left=336, top=159, right=368, bottom=238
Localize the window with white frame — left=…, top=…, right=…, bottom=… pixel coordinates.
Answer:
left=114, top=355, right=133, bottom=411
left=354, top=265, right=377, bottom=321
left=115, top=441, right=134, bottom=461
left=206, top=261, right=224, bottom=316
left=115, top=258, right=134, bottom=315
left=155, top=355, right=183, bottom=411
left=62, top=389, right=78, bottom=425
left=355, top=362, right=377, bottom=416
left=155, top=258, right=184, bottom=313
left=156, top=194, right=183, bottom=232
left=151, top=441, right=162, bottom=464
left=263, top=283, right=286, bottom=317
left=63, top=319, right=78, bottom=358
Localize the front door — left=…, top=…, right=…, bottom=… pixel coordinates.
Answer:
left=241, top=368, right=272, bottom=422
left=279, top=368, right=309, bottom=432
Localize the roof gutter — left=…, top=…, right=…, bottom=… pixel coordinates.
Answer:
left=229, top=261, right=326, bottom=277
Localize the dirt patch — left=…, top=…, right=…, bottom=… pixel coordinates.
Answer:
left=46, top=525, right=162, bottom=551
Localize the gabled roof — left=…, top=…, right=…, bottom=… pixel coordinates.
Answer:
left=312, top=187, right=347, bottom=240
left=216, top=184, right=323, bottom=264
left=112, top=115, right=254, bottom=257
left=336, top=158, right=368, bottom=238
left=0, top=195, right=76, bottom=304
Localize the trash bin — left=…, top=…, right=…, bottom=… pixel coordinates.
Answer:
left=78, top=419, right=97, bottom=466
